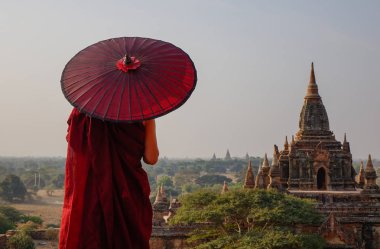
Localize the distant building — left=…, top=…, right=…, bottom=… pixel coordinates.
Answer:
left=152, top=185, right=169, bottom=226
left=268, top=145, right=281, bottom=190
left=356, top=161, right=365, bottom=189
left=240, top=63, right=380, bottom=248
left=225, top=149, right=231, bottom=160
left=221, top=181, right=229, bottom=194
left=243, top=160, right=255, bottom=189
left=255, top=153, right=270, bottom=189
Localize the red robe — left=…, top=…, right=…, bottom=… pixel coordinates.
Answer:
left=59, top=108, right=152, bottom=249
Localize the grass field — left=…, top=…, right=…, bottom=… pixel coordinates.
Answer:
left=9, top=189, right=64, bottom=226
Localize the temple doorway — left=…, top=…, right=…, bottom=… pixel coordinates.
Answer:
left=317, top=168, right=326, bottom=190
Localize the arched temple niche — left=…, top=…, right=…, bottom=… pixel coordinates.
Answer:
left=317, top=167, right=327, bottom=190
left=314, top=164, right=331, bottom=190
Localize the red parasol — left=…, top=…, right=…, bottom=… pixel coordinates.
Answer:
left=61, top=37, right=197, bottom=122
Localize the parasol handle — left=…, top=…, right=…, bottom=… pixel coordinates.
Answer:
left=116, top=55, right=141, bottom=72
left=124, top=54, right=132, bottom=65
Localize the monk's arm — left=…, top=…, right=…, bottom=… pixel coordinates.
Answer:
left=143, top=119, right=159, bottom=165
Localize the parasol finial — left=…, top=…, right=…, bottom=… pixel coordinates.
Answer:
left=124, top=54, right=132, bottom=65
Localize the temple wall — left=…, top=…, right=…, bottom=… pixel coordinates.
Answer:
left=373, top=225, right=380, bottom=249
left=0, top=235, right=6, bottom=249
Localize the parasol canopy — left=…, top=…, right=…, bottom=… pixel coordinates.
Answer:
left=61, top=37, right=197, bottom=122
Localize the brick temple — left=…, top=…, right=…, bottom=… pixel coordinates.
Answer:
left=242, top=63, right=380, bottom=249
left=150, top=64, right=380, bottom=249
left=247, top=63, right=360, bottom=192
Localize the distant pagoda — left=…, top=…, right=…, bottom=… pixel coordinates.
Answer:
left=356, top=161, right=365, bottom=189
left=268, top=145, right=281, bottom=190
left=221, top=181, right=229, bottom=194
left=243, top=160, right=255, bottom=189
left=152, top=185, right=169, bottom=225
left=255, top=153, right=270, bottom=189
left=277, top=63, right=356, bottom=191
left=363, top=154, right=379, bottom=192
left=225, top=149, right=232, bottom=160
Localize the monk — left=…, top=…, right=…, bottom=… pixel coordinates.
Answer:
left=59, top=108, right=159, bottom=249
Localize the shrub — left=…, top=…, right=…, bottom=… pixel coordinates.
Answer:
left=7, top=231, right=35, bottom=249
left=20, top=215, right=43, bottom=225
left=0, top=206, right=22, bottom=223
left=17, top=221, right=39, bottom=234
left=0, top=213, right=14, bottom=234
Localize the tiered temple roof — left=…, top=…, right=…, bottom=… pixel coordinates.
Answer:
left=255, top=153, right=270, bottom=189
left=364, top=154, right=379, bottom=191
left=243, top=160, right=255, bottom=189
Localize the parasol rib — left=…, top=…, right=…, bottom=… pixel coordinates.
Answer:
left=103, top=71, right=124, bottom=119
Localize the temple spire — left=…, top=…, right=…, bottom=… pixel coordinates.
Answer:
left=160, top=184, right=167, bottom=202
left=221, top=181, right=229, bottom=194
left=364, top=154, right=379, bottom=191
left=284, top=136, right=289, bottom=151
left=243, top=160, right=255, bottom=189
left=272, top=146, right=279, bottom=166
left=268, top=145, right=281, bottom=190
left=154, top=184, right=163, bottom=204
left=356, top=161, right=365, bottom=188
left=305, top=62, right=320, bottom=99
left=262, top=153, right=270, bottom=168
left=310, top=62, right=316, bottom=84
left=365, top=154, right=374, bottom=172
left=342, top=133, right=350, bottom=153
left=225, top=149, right=232, bottom=160
left=299, top=62, right=330, bottom=132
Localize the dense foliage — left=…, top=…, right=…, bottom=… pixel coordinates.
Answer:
left=0, top=205, right=42, bottom=234
left=0, top=206, right=22, bottom=224
left=144, top=157, right=262, bottom=197
left=0, top=157, right=65, bottom=195
left=170, top=189, right=325, bottom=249
left=195, top=175, right=232, bottom=187
left=0, top=175, right=27, bottom=202
left=7, top=231, right=35, bottom=249
left=0, top=213, right=14, bottom=234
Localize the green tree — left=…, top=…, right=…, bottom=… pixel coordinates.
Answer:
left=0, top=205, right=22, bottom=223
left=195, top=174, right=232, bottom=187
left=171, top=189, right=325, bottom=249
left=173, top=170, right=200, bottom=188
left=157, top=175, right=173, bottom=188
left=20, top=215, right=43, bottom=225
left=51, top=174, right=65, bottom=188
left=0, top=175, right=27, bottom=202
left=181, top=183, right=201, bottom=194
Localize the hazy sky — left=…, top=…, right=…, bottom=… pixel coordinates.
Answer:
left=0, top=0, right=379, bottom=159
